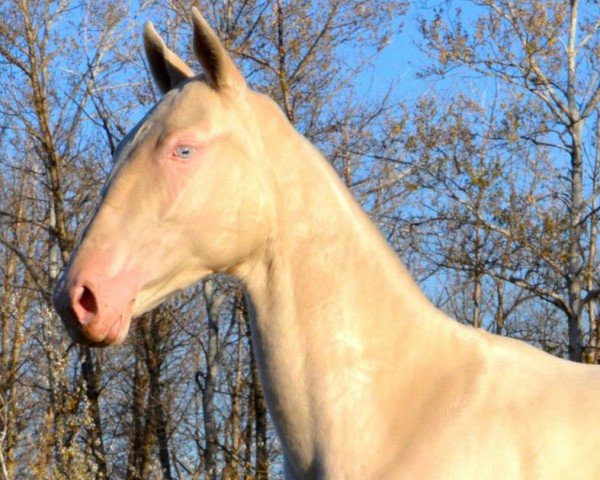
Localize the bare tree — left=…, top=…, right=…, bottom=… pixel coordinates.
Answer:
left=0, top=1, right=415, bottom=477
left=418, top=0, right=600, bottom=360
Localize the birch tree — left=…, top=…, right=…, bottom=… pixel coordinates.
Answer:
left=418, top=0, right=600, bottom=361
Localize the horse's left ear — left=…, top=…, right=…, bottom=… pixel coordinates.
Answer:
left=143, top=21, right=194, bottom=94
left=191, top=7, right=246, bottom=91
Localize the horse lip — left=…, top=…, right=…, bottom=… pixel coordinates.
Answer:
left=64, top=315, right=124, bottom=348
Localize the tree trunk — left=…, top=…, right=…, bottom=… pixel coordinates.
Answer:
left=80, top=347, right=108, bottom=479
left=567, top=119, right=585, bottom=362
left=145, top=312, right=173, bottom=480
left=224, top=292, right=246, bottom=479
left=245, top=302, right=269, bottom=480
left=202, top=278, right=227, bottom=478
left=585, top=128, right=599, bottom=364
left=0, top=189, right=28, bottom=479
left=126, top=334, right=149, bottom=480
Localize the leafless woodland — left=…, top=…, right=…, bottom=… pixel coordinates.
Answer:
left=0, top=1, right=598, bottom=478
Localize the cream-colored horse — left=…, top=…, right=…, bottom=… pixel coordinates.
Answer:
left=53, top=9, right=600, bottom=479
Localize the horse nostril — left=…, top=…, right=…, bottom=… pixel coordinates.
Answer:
left=73, top=285, right=99, bottom=325
left=79, top=286, right=97, bottom=314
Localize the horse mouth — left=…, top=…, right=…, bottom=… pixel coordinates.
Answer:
left=64, top=316, right=129, bottom=347
left=55, top=294, right=130, bottom=347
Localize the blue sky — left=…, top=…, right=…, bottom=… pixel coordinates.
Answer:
left=355, top=1, right=497, bottom=111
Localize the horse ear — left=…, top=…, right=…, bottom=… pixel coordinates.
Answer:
left=143, top=21, right=194, bottom=94
left=190, top=7, right=245, bottom=90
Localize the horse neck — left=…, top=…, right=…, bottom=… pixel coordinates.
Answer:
left=234, top=99, right=456, bottom=453
left=238, top=99, right=441, bottom=350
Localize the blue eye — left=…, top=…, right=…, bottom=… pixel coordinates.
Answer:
left=174, top=145, right=194, bottom=159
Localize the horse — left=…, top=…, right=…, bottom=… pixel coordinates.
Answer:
left=53, top=8, right=600, bottom=479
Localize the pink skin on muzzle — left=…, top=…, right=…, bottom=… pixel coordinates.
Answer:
left=53, top=250, right=142, bottom=346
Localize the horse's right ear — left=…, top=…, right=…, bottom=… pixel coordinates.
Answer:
left=143, top=21, right=194, bottom=94
left=190, top=8, right=245, bottom=91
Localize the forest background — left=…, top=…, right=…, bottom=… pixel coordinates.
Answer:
left=0, top=0, right=599, bottom=478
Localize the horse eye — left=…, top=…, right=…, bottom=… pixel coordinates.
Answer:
left=174, top=145, right=195, bottom=159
